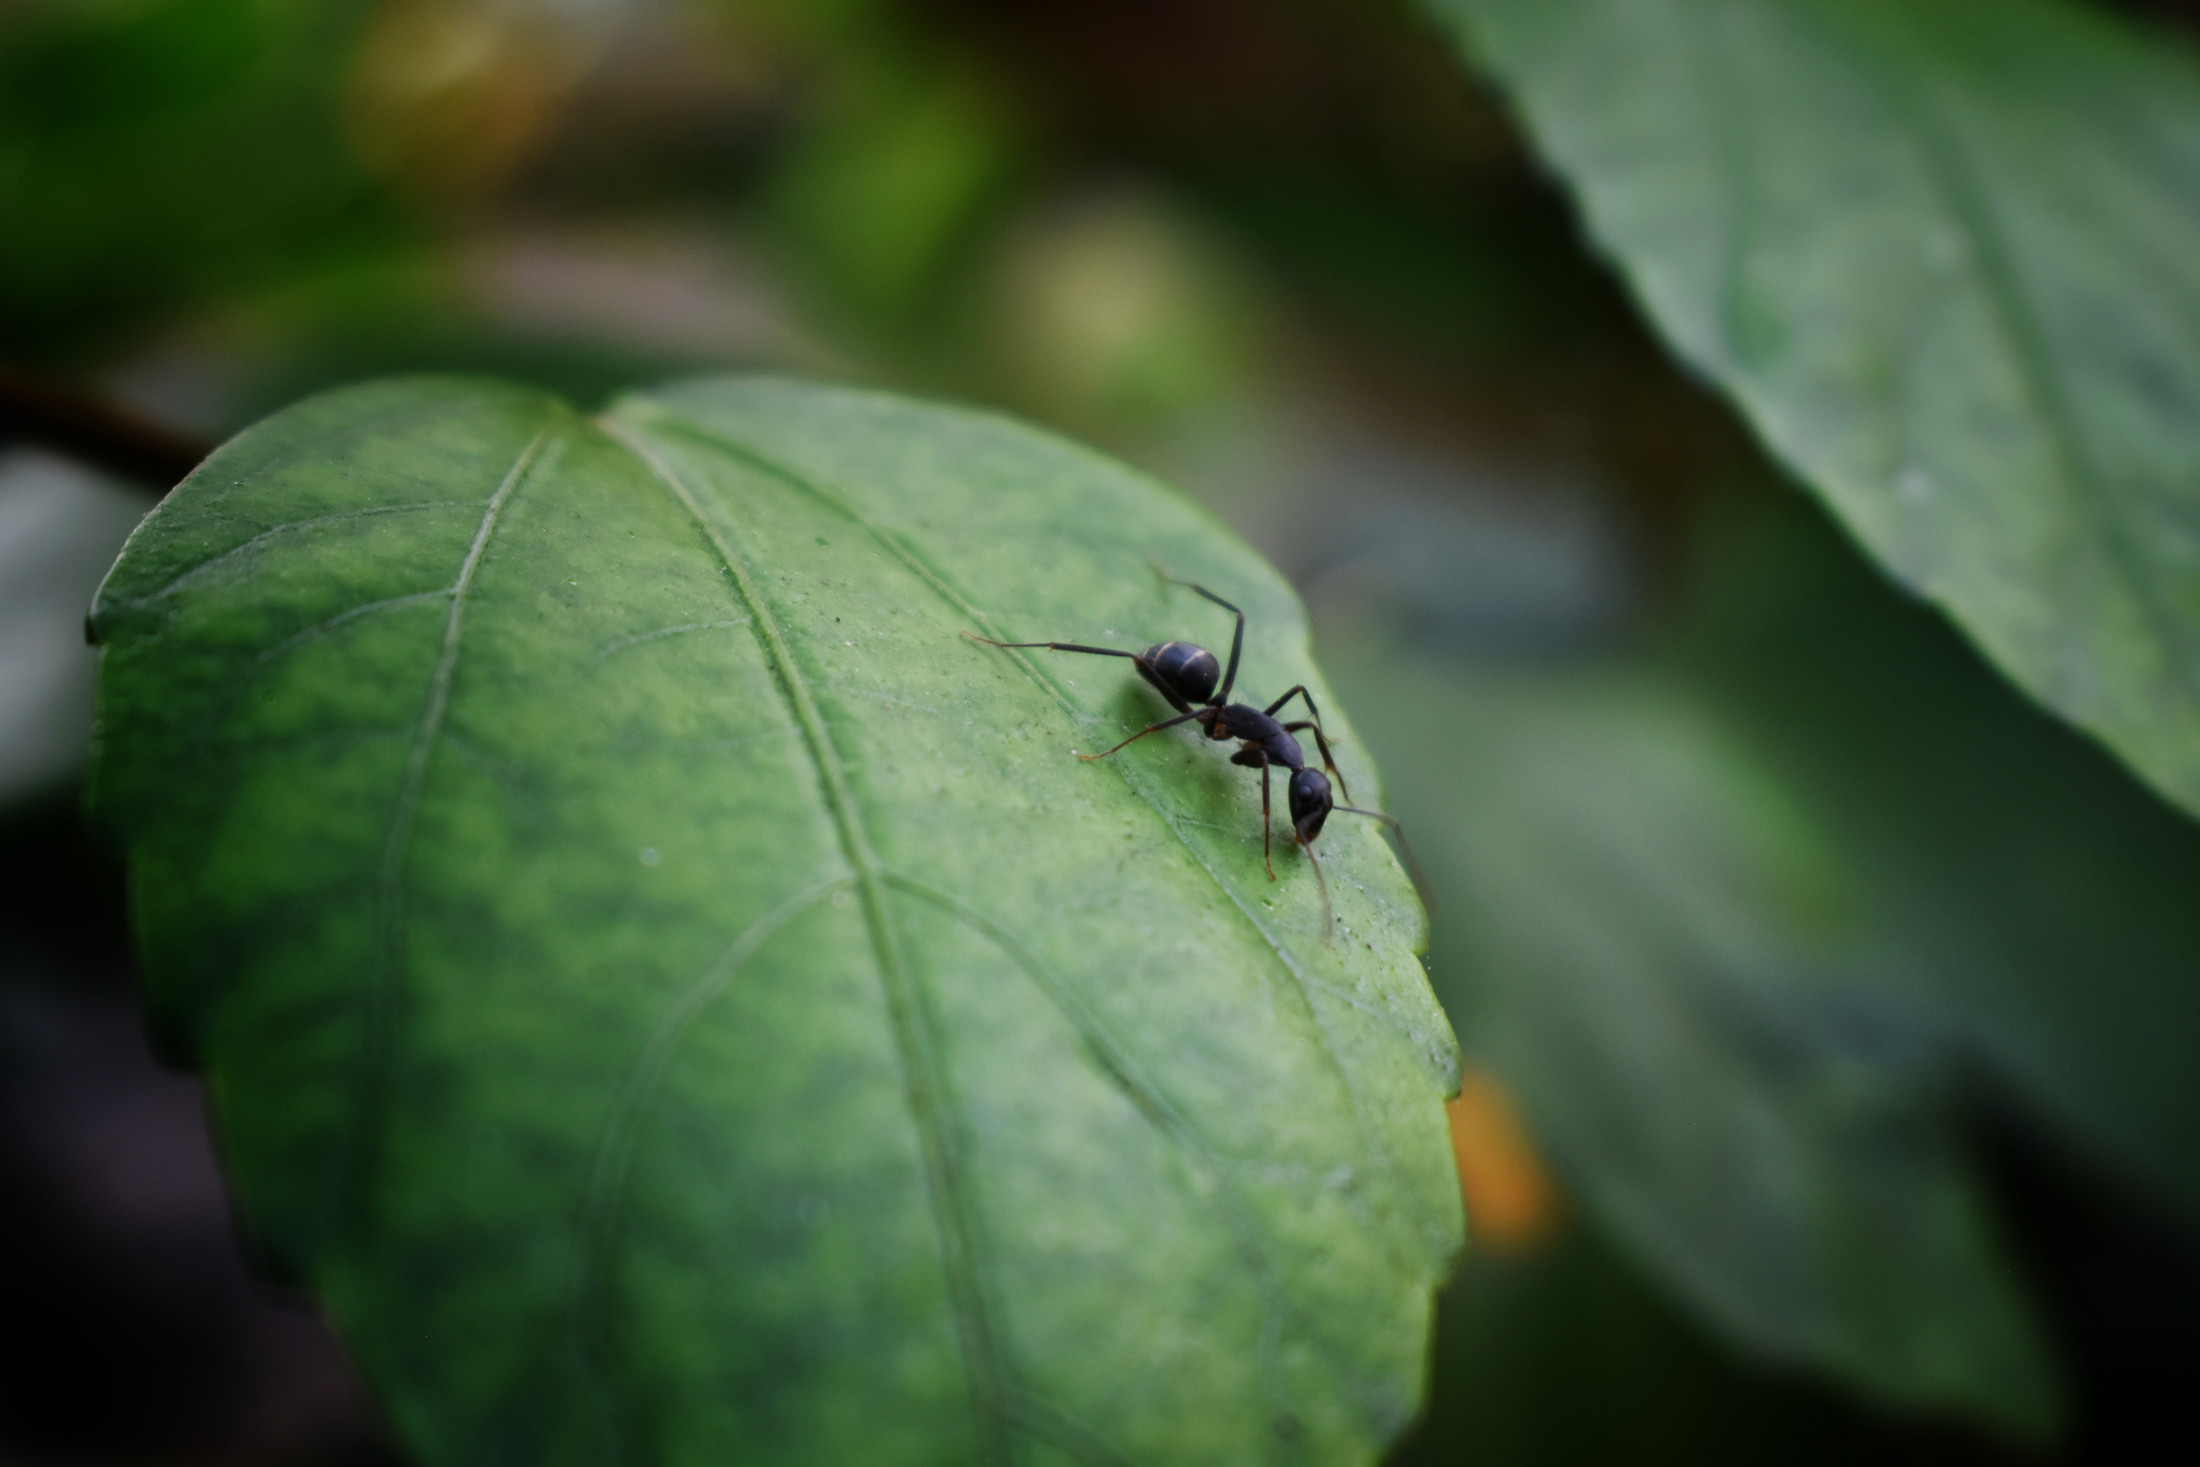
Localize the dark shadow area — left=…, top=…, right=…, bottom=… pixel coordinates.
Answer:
left=0, top=794, right=405, bottom=1467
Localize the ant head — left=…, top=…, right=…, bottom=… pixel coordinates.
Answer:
left=1288, top=767, right=1332, bottom=843
left=1142, top=640, right=1220, bottom=705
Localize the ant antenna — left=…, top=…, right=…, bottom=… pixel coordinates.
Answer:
left=1333, top=806, right=1435, bottom=913
left=1298, top=833, right=1335, bottom=942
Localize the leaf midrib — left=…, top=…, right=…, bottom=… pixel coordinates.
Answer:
left=1641, top=0, right=2200, bottom=705
left=599, top=417, right=1019, bottom=1467
left=650, top=406, right=1432, bottom=1042
left=638, top=403, right=1436, bottom=1258
left=1496, top=0, right=2200, bottom=719
left=1849, top=6, right=2200, bottom=695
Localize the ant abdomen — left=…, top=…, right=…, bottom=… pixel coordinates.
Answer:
left=1141, top=640, right=1220, bottom=705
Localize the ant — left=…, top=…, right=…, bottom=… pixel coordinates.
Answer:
left=966, top=572, right=1418, bottom=929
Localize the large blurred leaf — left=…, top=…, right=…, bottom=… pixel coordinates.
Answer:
left=1428, top=0, right=2200, bottom=819
left=766, top=55, right=1025, bottom=329
left=0, top=0, right=387, bottom=355
left=1343, top=489, right=2200, bottom=1438
left=1690, top=492, right=2200, bottom=1234
left=1396, top=1221, right=1924, bottom=1467
left=88, top=377, right=1459, bottom=1465
left=1350, top=653, right=2059, bottom=1437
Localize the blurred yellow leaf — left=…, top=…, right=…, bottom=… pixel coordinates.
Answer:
left=346, top=0, right=600, bottom=206
left=1447, top=1066, right=1561, bottom=1255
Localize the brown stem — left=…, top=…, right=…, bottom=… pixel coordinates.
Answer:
left=0, top=363, right=214, bottom=493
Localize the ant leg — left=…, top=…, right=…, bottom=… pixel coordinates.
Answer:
left=1299, top=832, right=1335, bottom=939
left=965, top=632, right=1194, bottom=714
left=1077, top=708, right=1204, bottom=762
left=1268, top=685, right=1353, bottom=801
left=1333, top=805, right=1433, bottom=911
left=1282, top=720, right=1353, bottom=805
left=966, top=632, right=1196, bottom=715
left=1153, top=566, right=1247, bottom=702
left=964, top=632, right=1138, bottom=661
left=1261, top=760, right=1276, bottom=880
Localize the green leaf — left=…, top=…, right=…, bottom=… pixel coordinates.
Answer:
left=1345, top=651, right=2062, bottom=1438
left=0, top=0, right=387, bottom=354
left=1398, top=1222, right=1899, bottom=1466
left=1426, top=0, right=2200, bottom=819
left=1338, top=485, right=2200, bottom=1438
left=88, top=376, right=1460, bottom=1465
left=1686, top=490, right=2200, bottom=1239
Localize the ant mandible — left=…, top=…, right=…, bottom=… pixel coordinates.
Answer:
left=966, top=571, right=1415, bottom=927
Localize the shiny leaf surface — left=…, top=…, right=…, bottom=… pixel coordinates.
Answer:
left=1432, top=0, right=2200, bottom=818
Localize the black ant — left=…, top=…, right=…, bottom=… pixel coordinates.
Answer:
left=966, top=573, right=1418, bottom=929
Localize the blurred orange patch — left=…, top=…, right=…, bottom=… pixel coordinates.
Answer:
left=1446, top=1066, right=1562, bottom=1255
left=346, top=0, right=601, bottom=207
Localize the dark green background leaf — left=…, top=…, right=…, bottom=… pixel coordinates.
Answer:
left=0, top=0, right=386, bottom=356
left=88, top=376, right=1459, bottom=1466
left=1397, top=1221, right=1931, bottom=1467
left=1427, top=0, right=2200, bottom=820
left=1352, top=651, right=2060, bottom=1436
left=1340, top=485, right=2200, bottom=1437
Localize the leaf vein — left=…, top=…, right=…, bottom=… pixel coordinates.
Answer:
left=602, top=418, right=1020, bottom=1467
left=592, top=617, right=754, bottom=660
left=346, top=427, right=552, bottom=1229
left=886, top=871, right=1320, bottom=1431
left=571, top=875, right=851, bottom=1463
left=251, top=590, right=450, bottom=669
left=646, top=413, right=1426, bottom=1243
left=114, top=501, right=474, bottom=609
left=1851, top=23, right=2200, bottom=694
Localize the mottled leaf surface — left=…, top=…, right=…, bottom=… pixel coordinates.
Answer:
left=88, top=376, right=1460, bottom=1467
left=1430, top=0, right=2200, bottom=818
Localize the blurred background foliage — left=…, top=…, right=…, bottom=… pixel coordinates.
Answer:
left=4, top=0, right=2200, bottom=1462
